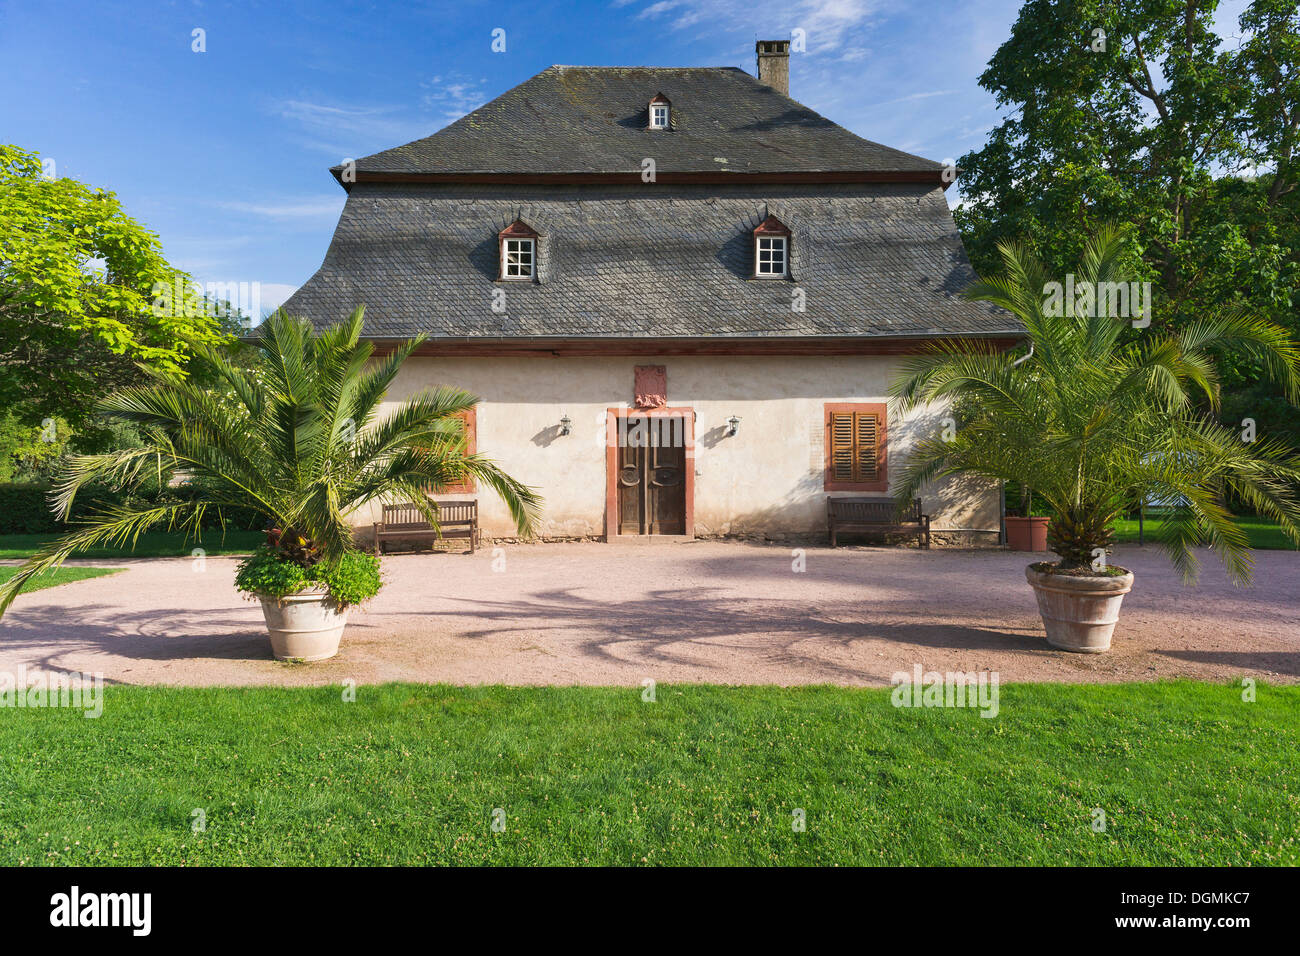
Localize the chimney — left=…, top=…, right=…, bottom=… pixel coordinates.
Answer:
left=756, top=40, right=790, bottom=96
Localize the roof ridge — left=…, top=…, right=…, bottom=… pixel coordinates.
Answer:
left=547, top=65, right=747, bottom=71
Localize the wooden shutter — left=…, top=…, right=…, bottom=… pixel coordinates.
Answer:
left=439, top=408, right=477, bottom=494
left=830, top=412, right=856, bottom=481
left=856, top=413, right=879, bottom=481
left=824, top=403, right=887, bottom=491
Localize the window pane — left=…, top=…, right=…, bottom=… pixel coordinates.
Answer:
left=756, top=237, right=786, bottom=274
left=503, top=238, right=534, bottom=276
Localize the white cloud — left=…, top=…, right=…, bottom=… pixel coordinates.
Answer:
left=258, top=283, right=301, bottom=316
left=638, top=1, right=683, bottom=19
left=421, top=73, right=490, bottom=122
left=217, top=198, right=345, bottom=220
left=271, top=98, right=435, bottom=159
left=620, top=0, right=881, bottom=52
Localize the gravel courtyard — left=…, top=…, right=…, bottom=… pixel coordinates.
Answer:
left=1, top=542, right=1296, bottom=687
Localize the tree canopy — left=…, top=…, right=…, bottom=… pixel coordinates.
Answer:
left=955, top=0, right=1299, bottom=351
left=0, top=145, right=226, bottom=426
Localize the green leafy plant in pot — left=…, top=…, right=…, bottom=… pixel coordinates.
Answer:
left=0, top=307, right=541, bottom=661
left=891, top=225, right=1300, bottom=652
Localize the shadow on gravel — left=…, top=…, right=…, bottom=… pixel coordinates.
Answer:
left=0, top=603, right=271, bottom=676
left=1154, top=649, right=1300, bottom=678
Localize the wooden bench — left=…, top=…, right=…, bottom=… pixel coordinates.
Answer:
left=827, top=496, right=930, bottom=548
left=373, top=499, right=478, bottom=554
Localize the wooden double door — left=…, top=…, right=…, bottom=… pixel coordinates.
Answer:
left=616, top=415, right=687, bottom=535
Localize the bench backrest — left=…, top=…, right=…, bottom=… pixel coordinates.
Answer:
left=828, top=497, right=921, bottom=523
left=381, top=499, right=477, bottom=529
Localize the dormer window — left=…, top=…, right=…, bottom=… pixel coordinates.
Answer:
left=648, top=94, right=670, bottom=130
left=498, top=220, right=538, bottom=280
left=753, top=215, right=791, bottom=278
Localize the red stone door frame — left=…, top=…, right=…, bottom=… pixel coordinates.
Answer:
left=605, top=406, right=695, bottom=539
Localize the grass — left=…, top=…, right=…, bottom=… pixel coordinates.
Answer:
left=0, top=680, right=1295, bottom=866
left=1111, top=516, right=1297, bottom=550
left=0, top=566, right=121, bottom=594
left=0, top=528, right=264, bottom=561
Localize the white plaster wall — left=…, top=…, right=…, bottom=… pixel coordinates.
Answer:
left=355, top=355, right=1000, bottom=538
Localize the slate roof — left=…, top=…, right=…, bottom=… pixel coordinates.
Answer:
left=282, top=64, right=1018, bottom=341
left=341, top=66, right=944, bottom=177
left=282, top=182, right=1017, bottom=339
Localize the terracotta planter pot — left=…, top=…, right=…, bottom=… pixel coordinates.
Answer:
left=1025, top=565, right=1134, bottom=653
left=1005, top=515, right=1049, bottom=551
left=258, top=587, right=348, bottom=661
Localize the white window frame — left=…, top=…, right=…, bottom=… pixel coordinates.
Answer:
left=649, top=103, right=669, bottom=129
left=501, top=237, right=535, bottom=279
left=755, top=235, right=788, bottom=277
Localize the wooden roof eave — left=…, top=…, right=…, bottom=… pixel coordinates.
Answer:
left=328, top=168, right=951, bottom=192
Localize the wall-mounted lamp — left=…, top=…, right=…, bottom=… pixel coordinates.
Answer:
left=726, top=415, right=741, bottom=437
left=559, top=414, right=572, bottom=436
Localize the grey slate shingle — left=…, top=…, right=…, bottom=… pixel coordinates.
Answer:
left=283, top=182, right=1016, bottom=339
left=282, top=64, right=1018, bottom=341
left=345, top=66, right=944, bottom=177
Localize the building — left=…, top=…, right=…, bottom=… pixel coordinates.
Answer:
left=282, top=41, right=1021, bottom=545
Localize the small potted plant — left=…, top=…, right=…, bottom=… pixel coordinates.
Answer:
left=1004, top=482, right=1049, bottom=551
left=0, top=307, right=540, bottom=660
left=233, top=529, right=382, bottom=661
left=891, top=225, right=1300, bottom=652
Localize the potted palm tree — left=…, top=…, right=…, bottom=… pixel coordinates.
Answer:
left=892, top=226, right=1300, bottom=652
left=0, top=307, right=540, bottom=661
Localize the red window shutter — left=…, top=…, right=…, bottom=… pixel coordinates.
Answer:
left=855, top=413, right=879, bottom=481
left=824, top=403, right=887, bottom=491
left=829, top=412, right=856, bottom=481
left=439, top=408, right=477, bottom=494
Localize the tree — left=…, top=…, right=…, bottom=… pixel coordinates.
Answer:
left=0, top=307, right=541, bottom=615
left=0, top=145, right=226, bottom=427
left=953, top=1, right=1300, bottom=443
left=0, top=411, right=71, bottom=481
left=891, top=226, right=1300, bottom=583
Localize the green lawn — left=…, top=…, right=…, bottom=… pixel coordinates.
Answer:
left=0, top=566, right=122, bottom=594
left=1112, top=516, right=1297, bottom=549
left=0, top=680, right=1294, bottom=866
left=0, top=528, right=264, bottom=561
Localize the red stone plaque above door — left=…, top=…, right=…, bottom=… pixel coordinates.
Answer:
left=634, top=365, right=667, bottom=409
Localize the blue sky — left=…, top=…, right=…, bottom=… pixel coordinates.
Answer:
left=0, top=0, right=1253, bottom=314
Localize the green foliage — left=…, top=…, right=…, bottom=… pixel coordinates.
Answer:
left=953, top=0, right=1300, bottom=430
left=234, top=546, right=382, bottom=607
left=1111, top=515, right=1298, bottom=549
left=234, top=546, right=309, bottom=599
left=0, top=307, right=541, bottom=615
left=0, top=145, right=227, bottom=425
left=2, top=681, right=1297, bottom=865
left=892, top=225, right=1300, bottom=581
left=321, top=550, right=383, bottom=606
left=0, top=481, right=260, bottom=535
left=0, top=530, right=264, bottom=560
left=0, top=484, right=72, bottom=534
left=0, top=565, right=121, bottom=595
left=0, top=411, right=70, bottom=481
